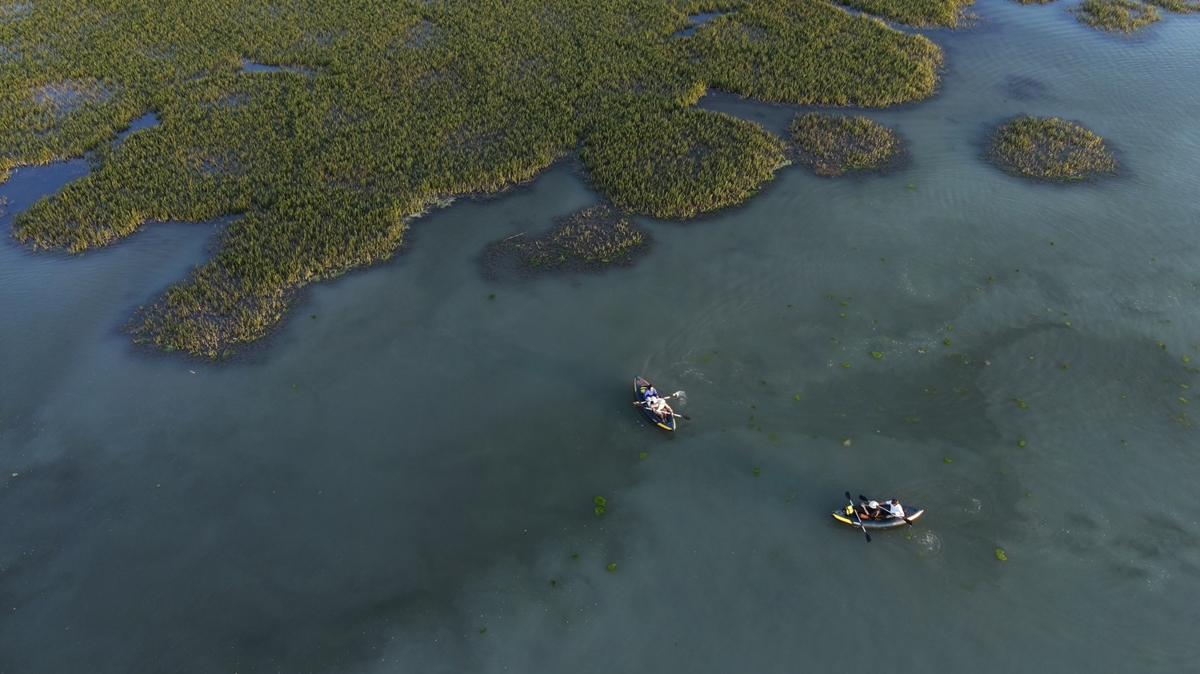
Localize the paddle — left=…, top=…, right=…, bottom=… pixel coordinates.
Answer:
left=859, top=494, right=914, bottom=526
left=844, top=491, right=871, bottom=543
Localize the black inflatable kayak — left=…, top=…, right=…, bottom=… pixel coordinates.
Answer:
left=634, top=376, right=675, bottom=431
left=832, top=504, right=924, bottom=530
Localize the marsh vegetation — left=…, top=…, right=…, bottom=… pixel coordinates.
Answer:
left=831, top=0, right=976, bottom=27
left=986, top=116, right=1117, bottom=181
left=2, top=0, right=947, bottom=356
left=788, top=112, right=903, bottom=176
left=1072, top=0, right=1161, bottom=30
left=481, top=205, right=649, bottom=280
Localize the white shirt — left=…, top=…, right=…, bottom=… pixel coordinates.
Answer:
left=887, top=502, right=905, bottom=518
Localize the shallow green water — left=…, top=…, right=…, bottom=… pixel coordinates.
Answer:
left=2, top=2, right=1200, bottom=672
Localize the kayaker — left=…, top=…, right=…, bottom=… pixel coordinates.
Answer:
left=861, top=499, right=884, bottom=520
left=886, top=499, right=905, bottom=519
left=632, top=395, right=671, bottom=419
left=642, top=384, right=659, bottom=401
left=647, top=396, right=673, bottom=420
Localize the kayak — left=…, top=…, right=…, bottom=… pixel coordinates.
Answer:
left=634, top=376, right=675, bottom=431
left=832, top=504, right=924, bottom=530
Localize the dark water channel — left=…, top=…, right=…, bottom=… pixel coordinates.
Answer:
left=2, top=2, right=1200, bottom=672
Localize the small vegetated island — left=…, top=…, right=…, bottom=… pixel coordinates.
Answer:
left=1069, top=0, right=1197, bottom=31
left=0, top=0, right=969, bottom=357
left=789, top=112, right=903, bottom=176
left=482, top=206, right=648, bottom=280
left=986, top=116, right=1117, bottom=181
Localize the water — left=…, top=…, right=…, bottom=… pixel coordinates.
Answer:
left=3, top=2, right=1200, bottom=672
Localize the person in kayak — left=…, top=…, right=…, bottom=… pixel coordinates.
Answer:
left=860, top=499, right=885, bottom=520
left=638, top=396, right=673, bottom=420
left=885, top=499, right=905, bottom=519
left=641, top=385, right=660, bottom=401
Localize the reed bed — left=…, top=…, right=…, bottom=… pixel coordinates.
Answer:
left=788, top=112, right=902, bottom=176
left=481, top=205, right=649, bottom=280
left=831, top=0, right=976, bottom=27
left=685, top=0, right=943, bottom=106
left=582, top=109, right=786, bottom=219
left=1072, top=0, right=1162, bottom=29
left=3, top=0, right=945, bottom=356
left=986, top=116, right=1117, bottom=181
left=1141, top=0, right=1200, bottom=12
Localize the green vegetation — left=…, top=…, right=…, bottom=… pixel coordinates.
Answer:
left=1072, top=0, right=1162, bottom=30
left=685, top=0, right=943, bottom=106
left=994, top=548, right=1008, bottom=561
left=789, top=113, right=902, bottom=177
left=986, top=116, right=1117, bottom=181
left=581, top=110, right=785, bottom=219
left=1143, top=0, right=1200, bottom=12
left=3, top=0, right=946, bottom=356
left=482, top=206, right=648, bottom=279
left=831, top=0, right=975, bottom=26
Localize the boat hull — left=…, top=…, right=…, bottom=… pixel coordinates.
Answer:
left=832, top=505, right=924, bottom=530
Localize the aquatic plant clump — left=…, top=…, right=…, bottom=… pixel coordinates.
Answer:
left=1142, top=0, right=1200, bottom=11
left=831, top=0, right=976, bottom=27
left=686, top=0, right=943, bottom=107
left=1072, top=0, right=1162, bottom=30
left=788, top=112, right=903, bottom=177
left=482, top=205, right=650, bottom=280
left=582, top=110, right=786, bottom=219
left=986, top=116, right=1117, bottom=181
left=3, top=0, right=947, bottom=356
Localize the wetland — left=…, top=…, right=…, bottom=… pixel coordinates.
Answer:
left=3, top=1, right=1200, bottom=673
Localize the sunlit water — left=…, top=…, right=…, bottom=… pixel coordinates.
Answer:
left=2, top=2, right=1199, bottom=672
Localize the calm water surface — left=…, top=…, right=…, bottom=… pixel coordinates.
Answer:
left=2, top=2, right=1199, bottom=672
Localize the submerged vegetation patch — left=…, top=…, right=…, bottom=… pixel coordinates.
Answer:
left=986, top=116, right=1117, bottom=181
left=3, top=0, right=947, bottom=357
left=788, top=112, right=903, bottom=177
left=482, top=205, right=650, bottom=280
